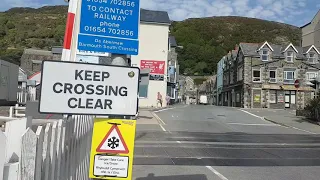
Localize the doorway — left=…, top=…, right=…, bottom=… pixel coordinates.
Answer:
left=285, top=91, right=296, bottom=108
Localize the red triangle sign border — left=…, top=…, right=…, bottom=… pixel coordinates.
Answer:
left=96, top=125, right=129, bottom=154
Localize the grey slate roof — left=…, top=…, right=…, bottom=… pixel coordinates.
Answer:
left=140, top=9, right=171, bottom=24
left=51, top=46, right=63, bottom=54
left=239, top=42, right=320, bottom=59
left=24, top=49, right=52, bottom=56
left=169, top=36, right=177, bottom=47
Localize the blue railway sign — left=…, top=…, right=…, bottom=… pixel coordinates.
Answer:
left=78, top=0, right=140, bottom=55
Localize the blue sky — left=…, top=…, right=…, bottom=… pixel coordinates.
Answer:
left=1, top=0, right=320, bottom=27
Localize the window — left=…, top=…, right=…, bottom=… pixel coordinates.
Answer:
left=237, top=66, right=243, bottom=81
left=306, top=72, right=318, bottom=81
left=269, top=90, right=277, bottom=104
left=308, top=53, right=316, bottom=63
left=286, top=51, right=294, bottom=62
left=139, top=73, right=149, bottom=98
left=252, top=69, right=261, bottom=82
left=139, top=85, right=148, bottom=98
left=284, top=71, right=294, bottom=80
left=230, top=70, right=234, bottom=84
left=261, top=49, right=269, bottom=61
left=236, top=93, right=240, bottom=102
left=284, top=71, right=295, bottom=84
left=269, top=70, right=277, bottom=83
left=290, top=91, right=296, bottom=104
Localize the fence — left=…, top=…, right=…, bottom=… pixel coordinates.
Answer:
left=17, top=86, right=37, bottom=105
left=9, top=104, right=26, bottom=118
left=0, top=115, right=94, bottom=180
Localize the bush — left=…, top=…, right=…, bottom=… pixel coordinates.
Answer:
left=304, top=91, right=320, bottom=121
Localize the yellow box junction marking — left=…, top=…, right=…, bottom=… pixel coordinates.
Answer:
left=89, top=118, right=136, bottom=179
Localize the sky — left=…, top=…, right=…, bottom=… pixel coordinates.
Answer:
left=1, top=0, right=320, bottom=27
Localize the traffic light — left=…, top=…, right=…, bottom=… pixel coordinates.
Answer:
left=310, top=79, right=317, bottom=89
left=309, top=77, right=320, bottom=91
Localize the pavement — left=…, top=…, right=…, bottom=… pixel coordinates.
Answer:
left=240, top=108, right=320, bottom=134
left=133, top=105, right=320, bottom=180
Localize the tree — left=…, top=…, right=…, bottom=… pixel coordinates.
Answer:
left=6, top=21, right=15, bottom=29
left=0, top=27, right=6, bottom=37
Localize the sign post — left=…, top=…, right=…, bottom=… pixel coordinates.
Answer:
left=294, top=79, right=300, bottom=89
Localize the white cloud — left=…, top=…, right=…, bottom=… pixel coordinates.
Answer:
left=0, top=0, right=316, bottom=26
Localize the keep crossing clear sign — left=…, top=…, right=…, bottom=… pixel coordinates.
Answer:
left=39, top=60, right=140, bottom=116
left=89, top=118, right=136, bottom=179
left=78, top=0, right=140, bottom=55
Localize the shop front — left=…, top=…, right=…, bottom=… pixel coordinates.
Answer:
left=262, top=85, right=315, bottom=109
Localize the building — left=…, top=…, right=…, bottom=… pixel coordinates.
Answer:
left=222, top=41, right=320, bottom=109
left=129, top=9, right=171, bottom=107
left=167, top=36, right=180, bottom=104
left=222, top=48, right=238, bottom=106
left=0, top=60, right=19, bottom=105
left=20, top=47, right=63, bottom=76
left=216, top=56, right=225, bottom=105
left=301, top=10, right=320, bottom=50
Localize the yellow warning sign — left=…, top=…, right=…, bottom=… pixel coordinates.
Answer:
left=89, top=118, right=136, bottom=179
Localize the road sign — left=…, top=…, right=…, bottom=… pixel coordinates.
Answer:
left=39, top=60, right=140, bottom=116
left=78, top=0, right=140, bottom=55
left=294, top=79, right=300, bottom=88
left=89, top=118, right=136, bottom=179
left=96, top=125, right=129, bottom=154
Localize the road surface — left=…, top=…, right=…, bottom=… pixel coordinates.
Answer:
left=133, top=105, right=320, bottom=180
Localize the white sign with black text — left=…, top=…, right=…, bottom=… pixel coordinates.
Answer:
left=39, top=61, right=139, bottom=116
left=93, top=155, right=129, bottom=178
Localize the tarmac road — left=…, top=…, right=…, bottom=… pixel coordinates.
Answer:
left=133, top=105, right=320, bottom=180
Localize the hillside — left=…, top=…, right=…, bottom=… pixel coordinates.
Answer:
left=171, top=16, right=301, bottom=75
left=0, top=6, right=68, bottom=64
left=0, top=6, right=301, bottom=75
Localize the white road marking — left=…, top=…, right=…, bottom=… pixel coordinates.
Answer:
left=154, top=105, right=189, bottom=113
left=239, top=109, right=317, bottom=134
left=206, top=166, right=229, bottom=180
left=239, top=109, right=262, bottom=118
left=228, top=123, right=280, bottom=126
left=154, top=107, right=175, bottom=113
left=289, top=126, right=317, bottom=134
left=176, top=141, right=181, bottom=144
left=159, top=124, right=167, bottom=132
left=152, top=112, right=166, bottom=125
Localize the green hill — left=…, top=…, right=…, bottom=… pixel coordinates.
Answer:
left=0, top=6, right=68, bottom=64
left=0, top=6, right=301, bottom=75
left=171, top=16, right=301, bottom=75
